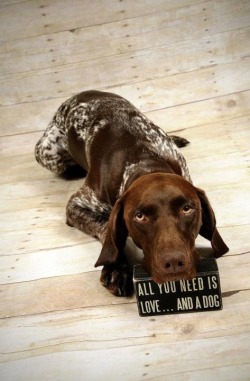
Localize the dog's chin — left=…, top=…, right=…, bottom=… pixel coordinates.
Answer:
left=151, top=268, right=197, bottom=285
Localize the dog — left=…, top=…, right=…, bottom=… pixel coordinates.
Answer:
left=35, top=90, right=229, bottom=296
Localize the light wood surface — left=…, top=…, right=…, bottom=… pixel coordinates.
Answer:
left=0, top=0, right=249, bottom=380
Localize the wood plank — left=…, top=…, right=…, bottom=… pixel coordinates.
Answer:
left=0, top=289, right=249, bottom=361
left=1, top=336, right=249, bottom=380
left=0, top=0, right=211, bottom=42
left=0, top=224, right=249, bottom=284
left=0, top=162, right=248, bottom=258
left=147, top=90, right=250, bottom=132
left=0, top=98, right=61, bottom=137
left=112, top=59, right=250, bottom=112
left=1, top=169, right=247, bottom=216
left=1, top=89, right=250, bottom=138
left=188, top=153, right=249, bottom=190
left=165, top=365, right=250, bottom=381
left=0, top=122, right=249, bottom=260
left=0, top=220, right=94, bottom=256
left=1, top=48, right=249, bottom=106
left=2, top=308, right=250, bottom=380
left=1, top=0, right=32, bottom=5
left=0, top=164, right=249, bottom=256
left=177, top=115, right=250, bottom=160
left=1, top=4, right=249, bottom=76
left=0, top=241, right=101, bottom=285
left=1, top=177, right=248, bottom=235
left=0, top=153, right=59, bottom=185
left=0, top=250, right=249, bottom=319
left=0, top=0, right=249, bottom=378
left=0, top=336, right=249, bottom=380
left=1, top=115, right=249, bottom=197
left=199, top=225, right=250, bottom=256
left=0, top=1, right=26, bottom=6
left=0, top=94, right=246, bottom=145
left=0, top=113, right=250, bottom=177
left=0, top=271, right=132, bottom=319
left=0, top=178, right=80, bottom=210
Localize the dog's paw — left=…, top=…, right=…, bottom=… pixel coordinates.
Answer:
left=100, top=264, right=134, bottom=296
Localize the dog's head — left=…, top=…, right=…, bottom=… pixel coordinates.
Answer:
left=95, top=173, right=228, bottom=283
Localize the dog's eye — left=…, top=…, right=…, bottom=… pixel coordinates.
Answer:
left=182, top=205, right=193, bottom=215
left=134, top=212, right=147, bottom=222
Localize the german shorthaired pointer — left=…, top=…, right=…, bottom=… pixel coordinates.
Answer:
left=35, top=90, right=229, bottom=296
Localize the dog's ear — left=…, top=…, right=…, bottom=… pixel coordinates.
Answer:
left=95, top=197, right=128, bottom=267
left=196, top=187, right=229, bottom=257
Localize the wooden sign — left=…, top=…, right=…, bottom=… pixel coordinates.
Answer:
left=133, top=258, right=222, bottom=316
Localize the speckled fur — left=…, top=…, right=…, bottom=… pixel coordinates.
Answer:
left=66, top=183, right=111, bottom=243
left=35, top=90, right=192, bottom=295
left=35, top=93, right=190, bottom=179
left=35, top=91, right=191, bottom=238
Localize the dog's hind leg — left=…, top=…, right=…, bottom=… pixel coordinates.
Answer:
left=35, top=118, right=75, bottom=174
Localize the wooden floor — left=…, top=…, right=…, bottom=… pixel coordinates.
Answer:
left=0, top=0, right=250, bottom=380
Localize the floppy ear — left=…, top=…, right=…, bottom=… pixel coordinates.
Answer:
left=95, top=198, right=128, bottom=267
left=196, top=187, right=229, bottom=258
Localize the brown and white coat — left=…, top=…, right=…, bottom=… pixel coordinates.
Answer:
left=35, top=90, right=228, bottom=296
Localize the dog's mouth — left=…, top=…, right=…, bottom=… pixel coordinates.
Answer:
left=151, top=267, right=197, bottom=285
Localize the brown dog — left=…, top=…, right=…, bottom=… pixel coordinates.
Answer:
left=35, top=90, right=229, bottom=296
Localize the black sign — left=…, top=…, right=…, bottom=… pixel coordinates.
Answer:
left=133, top=258, right=223, bottom=316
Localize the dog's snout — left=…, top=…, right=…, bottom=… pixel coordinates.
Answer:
left=162, top=251, right=186, bottom=274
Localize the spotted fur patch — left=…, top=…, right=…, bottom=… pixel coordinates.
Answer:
left=35, top=91, right=192, bottom=241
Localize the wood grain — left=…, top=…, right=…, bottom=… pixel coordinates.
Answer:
left=0, top=0, right=249, bottom=380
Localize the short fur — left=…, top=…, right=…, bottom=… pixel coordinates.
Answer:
left=35, top=90, right=229, bottom=296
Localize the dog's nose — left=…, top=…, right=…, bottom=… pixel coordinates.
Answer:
left=162, top=251, right=186, bottom=275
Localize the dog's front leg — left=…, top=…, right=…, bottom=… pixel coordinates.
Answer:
left=100, top=261, right=133, bottom=297
left=67, top=185, right=133, bottom=296
left=66, top=184, right=110, bottom=243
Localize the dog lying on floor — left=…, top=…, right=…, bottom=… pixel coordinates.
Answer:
left=35, top=90, right=229, bottom=296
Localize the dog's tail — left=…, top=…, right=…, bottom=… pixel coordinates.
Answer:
left=170, top=135, right=190, bottom=148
